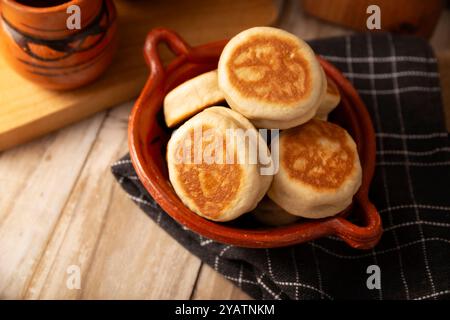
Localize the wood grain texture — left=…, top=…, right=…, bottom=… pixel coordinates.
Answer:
left=0, top=112, right=106, bottom=298
left=22, top=103, right=202, bottom=299
left=0, top=0, right=448, bottom=300
left=0, top=0, right=278, bottom=151
left=192, top=264, right=251, bottom=300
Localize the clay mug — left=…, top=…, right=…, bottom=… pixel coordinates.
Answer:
left=0, top=0, right=118, bottom=90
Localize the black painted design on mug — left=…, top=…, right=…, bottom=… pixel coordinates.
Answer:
left=1, top=0, right=112, bottom=63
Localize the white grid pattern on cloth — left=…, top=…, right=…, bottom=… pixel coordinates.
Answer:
left=309, top=238, right=450, bottom=260
left=414, top=290, right=450, bottom=300
left=384, top=221, right=450, bottom=232
left=357, top=87, right=441, bottom=95
left=347, top=36, right=382, bottom=300
left=265, top=249, right=275, bottom=278
left=256, top=273, right=282, bottom=300
left=216, top=246, right=332, bottom=300
left=324, top=213, right=450, bottom=239
left=291, top=247, right=301, bottom=300
left=375, top=132, right=448, bottom=139
left=214, top=245, right=232, bottom=272
left=156, top=209, right=162, bottom=225
left=387, top=33, right=436, bottom=298
left=364, top=34, right=401, bottom=299
left=200, top=238, right=213, bottom=246
left=125, top=189, right=162, bottom=224
left=260, top=251, right=284, bottom=299
left=377, top=147, right=450, bottom=156
left=256, top=249, right=332, bottom=299
left=222, top=272, right=335, bottom=300
left=323, top=211, right=450, bottom=242
left=379, top=204, right=450, bottom=214
left=223, top=274, right=257, bottom=285
left=320, top=55, right=437, bottom=63
left=111, top=159, right=132, bottom=168
left=310, top=243, right=325, bottom=300
left=270, top=279, right=333, bottom=300
left=344, top=70, right=439, bottom=79
left=326, top=235, right=344, bottom=242
left=238, top=264, right=244, bottom=289
left=377, top=160, right=450, bottom=166
left=125, top=175, right=140, bottom=181
left=127, top=194, right=154, bottom=208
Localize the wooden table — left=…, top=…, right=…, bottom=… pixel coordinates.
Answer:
left=1, top=0, right=449, bottom=299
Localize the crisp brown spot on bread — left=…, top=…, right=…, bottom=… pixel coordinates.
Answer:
left=227, top=35, right=311, bottom=105
left=282, top=119, right=355, bottom=190
left=175, top=126, right=242, bottom=219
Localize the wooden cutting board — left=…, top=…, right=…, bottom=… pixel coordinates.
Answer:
left=0, top=0, right=278, bottom=151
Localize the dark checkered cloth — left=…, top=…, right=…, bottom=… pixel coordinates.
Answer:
left=112, top=33, right=450, bottom=300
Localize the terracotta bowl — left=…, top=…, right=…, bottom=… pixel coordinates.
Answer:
left=129, top=28, right=383, bottom=249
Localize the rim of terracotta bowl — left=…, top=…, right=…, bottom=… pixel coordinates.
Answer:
left=3, top=0, right=84, bottom=13
left=128, top=28, right=383, bottom=249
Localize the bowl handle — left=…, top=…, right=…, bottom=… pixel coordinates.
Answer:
left=143, top=28, right=191, bottom=82
left=330, top=194, right=383, bottom=249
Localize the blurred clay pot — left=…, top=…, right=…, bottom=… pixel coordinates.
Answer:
left=302, top=0, right=443, bottom=38
left=0, top=0, right=118, bottom=90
